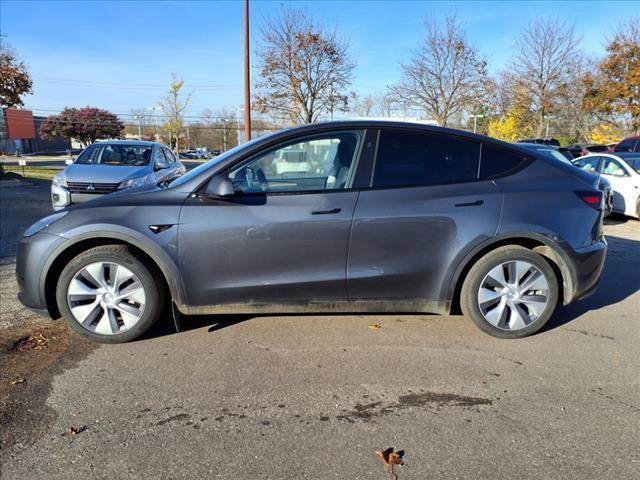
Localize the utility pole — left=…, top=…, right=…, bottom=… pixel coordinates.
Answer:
left=468, top=114, right=484, bottom=134
left=186, top=126, right=190, bottom=149
left=244, top=0, right=252, bottom=142
left=221, top=119, right=227, bottom=151
left=329, top=84, right=334, bottom=121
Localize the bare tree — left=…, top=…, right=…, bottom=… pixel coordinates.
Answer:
left=510, top=17, right=581, bottom=137
left=389, top=16, right=488, bottom=126
left=160, top=73, right=192, bottom=151
left=351, top=93, right=375, bottom=117
left=254, top=7, right=355, bottom=124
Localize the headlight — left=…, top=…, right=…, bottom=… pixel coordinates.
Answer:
left=23, top=212, right=68, bottom=237
left=117, top=175, right=147, bottom=190
left=52, top=173, right=67, bottom=187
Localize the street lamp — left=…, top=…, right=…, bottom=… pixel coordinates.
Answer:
left=468, top=114, right=485, bottom=134
left=148, top=105, right=163, bottom=142
left=133, top=115, right=142, bottom=139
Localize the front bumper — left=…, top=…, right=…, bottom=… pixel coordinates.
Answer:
left=16, top=232, right=68, bottom=318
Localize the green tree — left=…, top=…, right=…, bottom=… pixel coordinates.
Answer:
left=160, top=74, right=192, bottom=151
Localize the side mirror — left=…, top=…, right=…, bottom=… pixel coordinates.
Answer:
left=205, top=174, right=235, bottom=197
left=65, top=157, right=74, bottom=165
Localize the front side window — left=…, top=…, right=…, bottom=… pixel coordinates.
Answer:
left=373, top=130, right=480, bottom=188
left=229, top=131, right=363, bottom=193
left=163, top=148, right=177, bottom=163
left=574, top=156, right=602, bottom=173
left=601, top=157, right=628, bottom=177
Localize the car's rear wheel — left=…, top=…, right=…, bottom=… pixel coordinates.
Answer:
left=461, top=246, right=559, bottom=339
left=56, top=245, right=164, bottom=343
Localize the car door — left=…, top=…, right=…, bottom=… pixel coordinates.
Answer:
left=347, top=129, right=503, bottom=307
left=178, top=129, right=371, bottom=308
left=601, top=156, right=635, bottom=214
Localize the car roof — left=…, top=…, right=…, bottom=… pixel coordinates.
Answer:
left=278, top=120, right=523, bottom=150
left=516, top=142, right=556, bottom=149
left=93, top=140, right=160, bottom=146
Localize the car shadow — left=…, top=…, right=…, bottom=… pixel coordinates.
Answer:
left=542, top=233, right=640, bottom=332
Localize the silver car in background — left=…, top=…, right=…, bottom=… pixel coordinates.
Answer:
left=52, top=140, right=185, bottom=210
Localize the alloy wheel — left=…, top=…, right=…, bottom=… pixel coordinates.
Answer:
left=477, top=260, right=550, bottom=331
left=66, top=261, right=146, bottom=335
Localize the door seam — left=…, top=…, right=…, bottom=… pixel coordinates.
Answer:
left=345, top=190, right=361, bottom=302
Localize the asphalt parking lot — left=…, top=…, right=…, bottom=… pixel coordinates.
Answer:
left=0, top=180, right=638, bottom=479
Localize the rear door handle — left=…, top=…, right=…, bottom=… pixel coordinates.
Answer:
left=311, top=208, right=342, bottom=215
left=455, top=200, right=485, bottom=207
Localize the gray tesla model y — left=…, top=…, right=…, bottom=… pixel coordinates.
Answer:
left=17, top=121, right=607, bottom=343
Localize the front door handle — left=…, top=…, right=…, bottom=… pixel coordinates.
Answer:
left=311, top=208, right=342, bottom=215
left=455, top=200, right=485, bottom=207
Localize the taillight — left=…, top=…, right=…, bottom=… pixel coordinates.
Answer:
left=575, top=190, right=603, bottom=209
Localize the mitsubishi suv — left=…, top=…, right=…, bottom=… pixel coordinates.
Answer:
left=51, top=140, right=185, bottom=210
left=17, top=121, right=607, bottom=343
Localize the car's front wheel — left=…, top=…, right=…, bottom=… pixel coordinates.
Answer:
left=56, top=245, right=165, bottom=343
left=461, top=246, right=559, bottom=339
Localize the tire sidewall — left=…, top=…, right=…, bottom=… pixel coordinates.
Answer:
left=462, top=247, right=559, bottom=339
left=56, top=246, right=163, bottom=343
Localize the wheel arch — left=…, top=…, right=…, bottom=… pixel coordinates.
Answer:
left=448, top=233, right=574, bottom=314
left=42, top=230, right=185, bottom=319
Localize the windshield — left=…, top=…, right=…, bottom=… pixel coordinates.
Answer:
left=75, top=144, right=152, bottom=166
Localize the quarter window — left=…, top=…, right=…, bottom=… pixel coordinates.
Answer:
left=372, top=130, right=480, bottom=188
left=480, top=144, right=528, bottom=179
left=229, top=131, right=363, bottom=193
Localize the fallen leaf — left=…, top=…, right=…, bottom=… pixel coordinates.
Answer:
left=376, top=447, right=405, bottom=477
left=63, top=426, right=88, bottom=437
left=369, top=323, right=382, bottom=330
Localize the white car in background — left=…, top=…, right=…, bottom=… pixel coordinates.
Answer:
left=573, top=153, right=640, bottom=219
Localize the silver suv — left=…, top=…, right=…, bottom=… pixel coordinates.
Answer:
left=52, top=140, right=185, bottom=210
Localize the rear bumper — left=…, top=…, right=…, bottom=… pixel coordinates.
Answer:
left=563, top=239, right=607, bottom=304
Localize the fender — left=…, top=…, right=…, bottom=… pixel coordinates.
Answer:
left=41, top=224, right=187, bottom=309
left=444, top=231, right=577, bottom=308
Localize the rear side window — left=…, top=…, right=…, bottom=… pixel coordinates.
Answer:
left=480, top=144, right=528, bottom=179
left=614, top=138, right=638, bottom=153
left=373, top=130, right=480, bottom=188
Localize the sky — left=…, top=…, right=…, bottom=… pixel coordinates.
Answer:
left=1, top=0, right=637, bottom=122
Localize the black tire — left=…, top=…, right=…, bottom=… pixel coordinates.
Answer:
left=56, top=245, right=165, bottom=343
left=460, top=246, right=559, bottom=339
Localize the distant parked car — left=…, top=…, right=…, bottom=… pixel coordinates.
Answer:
left=566, top=144, right=610, bottom=159
left=517, top=138, right=561, bottom=147
left=613, top=135, right=640, bottom=153
left=573, top=153, right=640, bottom=218
left=52, top=141, right=185, bottom=210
